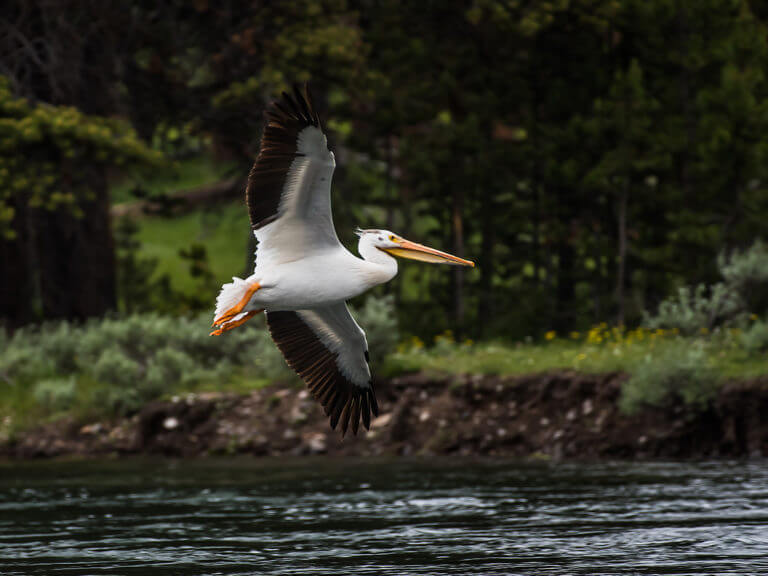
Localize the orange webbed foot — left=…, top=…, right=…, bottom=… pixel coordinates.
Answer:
left=212, top=282, right=261, bottom=327
left=210, top=309, right=263, bottom=336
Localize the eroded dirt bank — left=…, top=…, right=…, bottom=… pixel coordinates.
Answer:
left=3, top=372, right=767, bottom=460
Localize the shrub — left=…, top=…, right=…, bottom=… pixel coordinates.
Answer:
left=91, top=348, right=143, bottom=389
left=719, top=240, right=768, bottom=316
left=644, top=240, right=768, bottom=334
left=741, top=319, right=768, bottom=354
left=32, top=378, right=77, bottom=412
left=0, top=312, right=295, bottom=418
left=643, top=283, right=740, bottom=336
left=84, top=386, right=142, bottom=417
left=144, top=347, right=192, bottom=396
left=350, top=294, right=400, bottom=362
left=620, top=342, right=719, bottom=414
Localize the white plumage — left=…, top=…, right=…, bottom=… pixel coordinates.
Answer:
left=211, top=86, right=474, bottom=435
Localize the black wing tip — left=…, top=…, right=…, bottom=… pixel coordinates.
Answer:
left=319, top=385, right=376, bottom=438
left=327, top=386, right=378, bottom=438
left=248, top=83, right=322, bottom=229
left=265, top=310, right=376, bottom=439
left=265, top=83, right=319, bottom=128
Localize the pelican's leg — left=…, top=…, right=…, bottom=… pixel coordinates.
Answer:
left=210, top=309, right=263, bottom=336
left=212, top=282, right=261, bottom=326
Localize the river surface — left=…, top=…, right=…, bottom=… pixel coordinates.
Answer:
left=0, top=458, right=766, bottom=575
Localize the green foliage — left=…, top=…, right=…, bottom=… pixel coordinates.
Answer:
left=389, top=324, right=766, bottom=412
left=4, top=0, right=768, bottom=356
left=0, top=314, right=292, bottom=420
left=643, top=284, right=741, bottom=336
left=114, top=217, right=167, bottom=313
left=2, top=310, right=766, bottom=430
left=32, top=378, right=77, bottom=412
left=350, top=294, right=400, bottom=363
left=0, top=297, right=405, bottom=424
left=620, top=343, right=719, bottom=414
left=200, top=1, right=368, bottom=158
left=178, top=243, right=219, bottom=309
left=110, top=156, right=236, bottom=205
left=131, top=201, right=250, bottom=303
left=719, top=240, right=768, bottom=316
left=644, top=241, right=768, bottom=334
left=0, top=76, right=161, bottom=239
left=741, top=319, right=768, bottom=354
left=115, top=215, right=230, bottom=314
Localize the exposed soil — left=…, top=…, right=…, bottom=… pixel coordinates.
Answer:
left=2, top=371, right=767, bottom=460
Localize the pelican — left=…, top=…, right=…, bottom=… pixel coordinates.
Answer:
left=210, top=85, right=474, bottom=436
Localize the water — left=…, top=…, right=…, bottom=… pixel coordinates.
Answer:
left=0, top=458, right=766, bottom=575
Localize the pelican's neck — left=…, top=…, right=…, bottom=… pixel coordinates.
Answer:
left=357, top=238, right=398, bottom=285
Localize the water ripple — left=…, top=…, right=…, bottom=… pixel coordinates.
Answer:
left=0, top=458, right=766, bottom=575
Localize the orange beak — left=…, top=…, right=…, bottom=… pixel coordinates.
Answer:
left=382, top=238, right=475, bottom=267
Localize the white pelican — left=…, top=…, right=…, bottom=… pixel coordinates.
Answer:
left=210, top=85, right=474, bottom=436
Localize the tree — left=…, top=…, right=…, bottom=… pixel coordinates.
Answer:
left=584, top=60, right=665, bottom=325
left=0, top=78, right=160, bottom=327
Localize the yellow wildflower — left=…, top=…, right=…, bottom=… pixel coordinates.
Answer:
left=545, top=330, right=557, bottom=341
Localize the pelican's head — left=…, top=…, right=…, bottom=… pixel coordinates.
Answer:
left=355, top=228, right=474, bottom=267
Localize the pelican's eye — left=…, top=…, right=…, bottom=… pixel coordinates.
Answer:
left=389, top=235, right=397, bottom=242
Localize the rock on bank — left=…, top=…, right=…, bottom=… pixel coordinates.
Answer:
left=2, top=372, right=766, bottom=460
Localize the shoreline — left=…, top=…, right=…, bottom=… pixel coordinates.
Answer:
left=2, top=371, right=766, bottom=460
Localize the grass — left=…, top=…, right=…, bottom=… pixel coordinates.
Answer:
left=136, top=200, right=251, bottom=293
left=109, top=152, right=251, bottom=296
left=110, top=156, right=237, bottom=205
left=385, top=326, right=768, bottom=380
left=388, top=340, right=768, bottom=379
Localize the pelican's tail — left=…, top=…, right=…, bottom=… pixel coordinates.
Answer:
left=213, top=276, right=259, bottom=323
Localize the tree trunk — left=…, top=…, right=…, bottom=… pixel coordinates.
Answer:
left=36, top=170, right=116, bottom=320
left=0, top=195, right=35, bottom=330
left=553, top=181, right=578, bottom=333
left=555, top=227, right=576, bottom=334
left=477, top=184, right=495, bottom=339
left=616, top=184, right=629, bottom=327
left=592, top=222, right=602, bottom=323
left=0, top=1, right=121, bottom=324
left=677, top=1, right=695, bottom=203
left=451, top=185, right=466, bottom=338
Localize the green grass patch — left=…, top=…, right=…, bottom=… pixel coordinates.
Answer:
left=387, top=337, right=767, bottom=379
left=135, top=200, right=251, bottom=294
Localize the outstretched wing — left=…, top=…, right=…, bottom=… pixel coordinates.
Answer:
left=248, top=85, right=341, bottom=267
left=266, top=303, right=379, bottom=436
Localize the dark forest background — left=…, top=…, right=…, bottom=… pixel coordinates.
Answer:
left=2, top=0, right=767, bottom=342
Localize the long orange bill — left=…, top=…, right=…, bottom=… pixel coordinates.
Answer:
left=383, top=239, right=475, bottom=267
